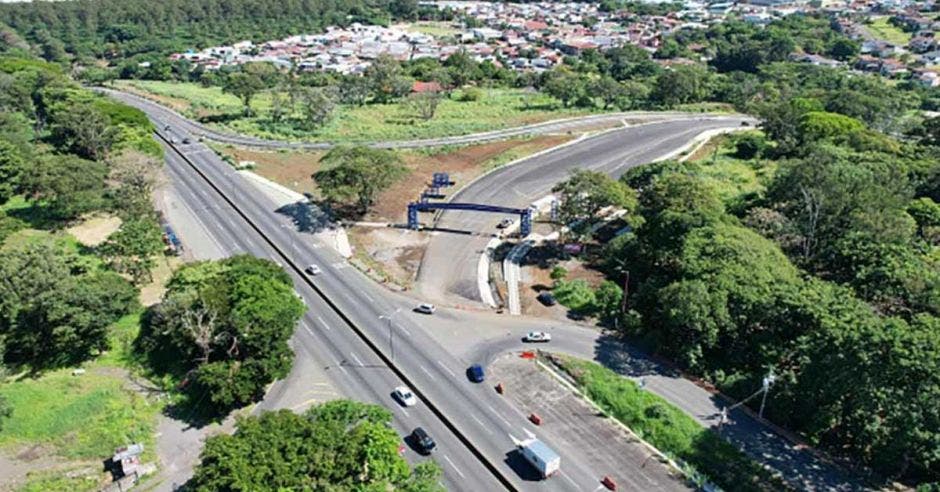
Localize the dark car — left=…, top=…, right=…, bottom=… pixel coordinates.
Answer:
left=411, top=427, right=436, bottom=454
left=537, top=292, right=557, bottom=306
left=467, top=364, right=485, bottom=383
left=182, top=137, right=192, bottom=144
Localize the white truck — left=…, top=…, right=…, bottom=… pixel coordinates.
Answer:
left=517, top=438, right=561, bottom=478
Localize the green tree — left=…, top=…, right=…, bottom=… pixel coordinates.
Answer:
left=366, top=54, right=412, bottom=103
left=544, top=68, right=586, bottom=108
left=650, top=65, right=712, bottom=107
left=188, top=401, right=443, bottom=491
left=223, top=72, right=265, bottom=116
left=23, top=154, right=109, bottom=220
left=0, top=139, right=24, bottom=205
left=142, top=255, right=304, bottom=411
left=298, top=86, right=337, bottom=130
left=313, top=146, right=406, bottom=214
left=49, top=103, right=120, bottom=161
left=592, top=76, right=626, bottom=110
left=408, top=90, right=442, bottom=120
left=552, top=170, right=639, bottom=238
left=101, top=215, right=165, bottom=284
left=0, top=239, right=136, bottom=369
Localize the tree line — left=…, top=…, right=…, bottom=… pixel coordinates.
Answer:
left=548, top=105, right=940, bottom=484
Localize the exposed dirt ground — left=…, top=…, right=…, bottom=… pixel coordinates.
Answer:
left=367, top=135, right=573, bottom=223
left=220, top=147, right=326, bottom=197
left=348, top=226, right=429, bottom=288
left=66, top=215, right=122, bottom=247
left=520, top=250, right=606, bottom=319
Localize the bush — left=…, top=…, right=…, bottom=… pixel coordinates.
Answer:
left=457, top=87, right=483, bottom=102
left=553, top=279, right=596, bottom=313
left=731, top=132, right=768, bottom=159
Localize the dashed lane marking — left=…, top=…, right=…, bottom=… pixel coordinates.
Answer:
left=443, top=455, right=466, bottom=479
left=418, top=364, right=437, bottom=381
left=350, top=352, right=364, bottom=367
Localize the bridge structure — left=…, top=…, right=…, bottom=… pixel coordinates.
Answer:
left=407, top=202, right=533, bottom=236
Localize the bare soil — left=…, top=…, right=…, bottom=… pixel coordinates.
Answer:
left=347, top=226, right=430, bottom=288
left=138, top=255, right=183, bottom=307
left=66, top=215, right=122, bottom=247
left=220, top=147, right=326, bottom=197
left=368, top=135, right=572, bottom=222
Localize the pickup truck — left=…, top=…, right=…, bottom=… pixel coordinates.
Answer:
left=517, top=438, right=560, bottom=478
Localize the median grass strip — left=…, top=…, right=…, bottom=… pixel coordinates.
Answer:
left=548, top=354, right=788, bottom=492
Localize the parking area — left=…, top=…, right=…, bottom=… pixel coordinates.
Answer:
left=489, top=353, right=692, bottom=492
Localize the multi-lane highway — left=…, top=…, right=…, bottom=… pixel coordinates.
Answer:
left=116, top=88, right=865, bottom=492
left=151, top=124, right=627, bottom=491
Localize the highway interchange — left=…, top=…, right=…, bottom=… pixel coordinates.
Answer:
left=114, top=91, right=863, bottom=492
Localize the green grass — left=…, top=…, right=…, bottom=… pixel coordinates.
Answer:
left=550, top=355, right=788, bottom=491
left=118, top=80, right=594, bottom=143
left=400, top=21, right=460, bottom=37
left=867, top=17, right=912, bottom=45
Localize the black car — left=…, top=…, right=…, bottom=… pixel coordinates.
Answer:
left=411, top=427, right=436, bottom=454
left=537, top=292, right=557, bottom=306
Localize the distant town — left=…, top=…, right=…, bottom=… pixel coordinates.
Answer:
left=168, top=0, right=939, bottom=89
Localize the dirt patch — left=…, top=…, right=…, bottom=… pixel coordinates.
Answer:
left=368, top=135, right=573, bottom=222
left=66, top=215, right=122, bottom=247
left=138, top=255, right=183, bottom=307
left=521, top=253, right=606, bottom=319
left=217, top=147, right=326, bottom=197
left=348, top=227, right=429, bottom=288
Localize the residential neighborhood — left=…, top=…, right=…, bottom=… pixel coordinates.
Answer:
left=170, top=0, right=939, bottom=86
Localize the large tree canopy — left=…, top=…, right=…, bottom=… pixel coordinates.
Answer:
left=189, top=401, right=444, bottom=491
left=140, top=255, right=305, bottom=412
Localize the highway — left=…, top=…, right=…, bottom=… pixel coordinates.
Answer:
left=100, top=86, right=737, bottom=150
left=416, top=116, right=751, bottom=305
left=122, top=91, right=865, bottom=491
left=153, top=126, right=614, bottom=491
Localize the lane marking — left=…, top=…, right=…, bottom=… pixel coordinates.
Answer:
left=350, top=352, right=364, bottom=367
left=470, top=414, right=493, bottom=434
left=303, top=325, right=315, bottom=337
left=316, top=316, right=330, bottom=330
left=399, top=325, right=412, bottom=337
left=487, top=404, right=512, bottom=428
left=436, top=360, right=457, bottom=378
left=363, top=293, right=374, bottom=302
left=442, top=455, right=465, bottom=479
left=418, top=364, right=437, bottom=381
left=560, top=472, right=580, bottom=490
left=399, top=407, right=410, bottom=418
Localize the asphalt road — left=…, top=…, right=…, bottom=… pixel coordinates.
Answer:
left=152, top=126, right=636, bottom=491
left=100, top=86, right=730, bottom=150
left=416, top=116, right=751, bottom=305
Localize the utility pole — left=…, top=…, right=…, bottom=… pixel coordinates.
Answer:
left=379, top=308, right=402, bottom=361
left=758, top=369, right=776, bottom=420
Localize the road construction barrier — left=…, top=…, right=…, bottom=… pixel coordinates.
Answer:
left=529, top=413, right=542, bottom=425
left=520, top=351, right=536, bottom=359
left=601, top=476, right=617, bottom=490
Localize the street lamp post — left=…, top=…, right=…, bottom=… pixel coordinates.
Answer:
left=379, top=307, right=402, bottom=361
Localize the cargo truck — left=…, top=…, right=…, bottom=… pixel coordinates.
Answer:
left=517, top=438, right=560, bottom=478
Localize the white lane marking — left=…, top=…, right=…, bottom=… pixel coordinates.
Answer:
left=470, top=414, right=492, bottom=434
left=335, top=358, right=349, bottom=375
left=316, top=316, right=330, bottom=330
left=436, top=360, right=456, bottom=378
left=399, top=407, right=410, bottom=418
left=303, top=325, right=315, bottom=336
left=226, top=217, right=238, bottom=228
left=363, top=293, right=374, bottom=302
left=442, top=455, right=465, bottom=479
left=399, top=325, right=412, bottom=337
left=486, top=403, right=512, bottom=427
left=350, top=352, right=364, bottom=367
left=418, top=364, right=437, bottom=381
left=559, top=471, right=580, bottom=490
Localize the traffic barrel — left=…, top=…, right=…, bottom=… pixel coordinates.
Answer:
left=529, top=413, right=542, bottom=425
left=601, top=476, right=617, bottom=490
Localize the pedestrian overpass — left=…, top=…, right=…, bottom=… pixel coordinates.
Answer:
left=407, top=201, right=533, bottom=236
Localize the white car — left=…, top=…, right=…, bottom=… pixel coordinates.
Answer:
left=415, top=303, right=435, bottom=315
left=524, top=331, right=552, bottom=343
left=393, top=386, right=418, bottom=407
left=305, top=264, right=322, bottom=275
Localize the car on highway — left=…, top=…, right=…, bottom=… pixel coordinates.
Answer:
left=182, top=137, right=192, bottom=144
left=393, top=386, right=418, bottom=407
left=497, top=218, right=513, bottom=229
left=537, top=292, right=557, bottom=306
left=524, top=331, right=552, bottom=343
left=305, top=264, right=322, bottom=275
left=414, top=303, right=435, bottom=315
left=467, top=364, right=485, bottom=383
left=411, top=427, right=436, bottom=454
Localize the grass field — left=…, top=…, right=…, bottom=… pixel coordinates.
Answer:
left=116, top=80, right=593, bottom=143
left=550, top=355, right=787, bottom=491
left=685, top=134, right=775, bottom=206
left=396, top=21, right=460, bottom=38
left=866, top=17, right=912, bottom=45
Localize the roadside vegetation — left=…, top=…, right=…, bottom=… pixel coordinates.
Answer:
left=550, top=354, right=787, bottom=491
left=188, top=400, right=443, bottom=491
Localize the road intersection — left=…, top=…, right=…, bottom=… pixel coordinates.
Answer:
left=115, top=91, right=864, bottom=491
